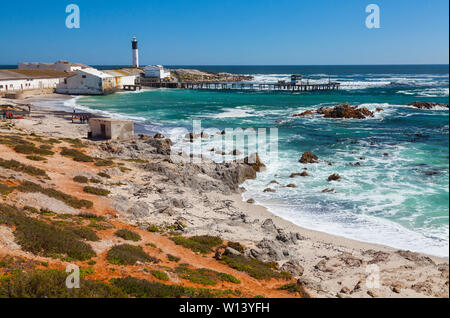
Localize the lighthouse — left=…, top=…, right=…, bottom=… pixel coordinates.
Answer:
left=132, top=37, right=139, bottom=68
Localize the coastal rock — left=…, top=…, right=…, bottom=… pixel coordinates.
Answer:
left=293, top=110, right=314, bottom=117
left=154, top=133, right=165, bottom=139
left=316, top=106, right=333, bottom=115
left=338, top=253, right=363, bottom=267
left=408, top=102, right=449, bottom=109
left=315, top=259, right=334, bottom=272
left=396, top=250, right=435, bottom=266
left=286, top=184, right=297, bottom=188
left=322, top=188, right=335, bottom=193
left=299, top=152, right=318, bottom=164
left=255, top=238, right=284, bottom=261
left=246, top=198, right=255, bottom=204
left=244, top=153, right=266, bottom=172
left=126, top=201, right=151, bottom=219
left=280, top=260, right=304, bottom=277
left=328, top=173, right=341, bottom=182
left=321, top=102, right=374, bottom=119
left=263, top=188, right=276, bottom=193
left=297, top=278, right=326, bottom=294
left=261, top=219, right=278, bottom=232
left=230, top=149, right=242, bottom=156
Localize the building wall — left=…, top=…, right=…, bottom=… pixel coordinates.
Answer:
left=0, top=78, right=64, bottom=92
left=89, top=119, right=134, bottom=140
left=145, top=66, right=171, bottom=79
left=56, top=73, right=104, bottom=95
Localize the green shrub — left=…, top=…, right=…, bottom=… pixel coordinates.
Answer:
left=106, top=244, right=158, bottom=265
left=220, top=254, right=291, bottom=281
left=89, top=178, right=102, bottom=184
left=111, top=276, right=228, bottom=298
left=26, top=155, right=47, bottom=162
left=73, top=176, right=88, bottom=183
left=83, top=186, right=110, bottom=197
left=97, top=172, right=111, bottom=179
left=167, top=254, right=181, bottom=263
left=70, top=227, right=100, bottom=242
left=170, top=235, right=223, bottom=254
left=151, top=270, right=169, bottom=281
left=147, top=224, right=161, bottom=233
left=77, top=212, right=105, bottom=221
left=0, top=270, right=125, bottom=298
left=18, top=181, right=93, bottom=209
left=14, top=144, right=54, bottom=156
left=0, top=158, right=48, bottom=178
left=227, top=241, right=245, bottom=253
left=23, top=206, right=39, bottom=214
left=95, top=159, right=114, bottom=167
left=114, top=229, right=141, bottom=242
left=0, top=204, right=96, bottom=261
left=277, top=283, right=307, bottom=296
left=175, top=264, right=240, bottom=286
left=61, top=148, right=94, bottom=162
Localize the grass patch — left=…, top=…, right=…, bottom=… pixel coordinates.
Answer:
left=97, top=172, right=111, bottom=179
left=0, top=204, right=96, bottom=261
left=0, top=158, right=48, bottom=178
left=227, top=241, right=245, bottom=253
left=147, top=224, right=161, bottom=233
left=26, top=155, right=47, bottom=162
left=170, top=235, right=223, bottom=254
left=83, top=186, right=110, bottom=197
left=111, top=276, right=231, bottom=298
left=106, top=244, right=159, bottom=265
left=18, top=181, right=93, bottom=209
left=114, top=229, right=141, bottom=242
left=70, top=227, right=100, bottom=242
left=175, top=264, right=240, bottom=286
left=167, top=254, right=181, bottom=263
left=277, top=283, right=307, bottom=296
left=61, top=147, right=94, bottom=162
left=14, top=144, right=54, bottom=156
left=94, top=159, right=114, bottom=167
left=220, top=254, right=291, bottom=281
left=73, top=176, right=88, bottom=183
left=151, top=270, right=169, bottom=281
left=0, top=270, right=125, bottom=298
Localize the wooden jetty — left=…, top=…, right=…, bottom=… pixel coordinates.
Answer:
left=179, top=81, right=340, bottom=92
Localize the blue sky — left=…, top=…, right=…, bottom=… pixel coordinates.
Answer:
left=0, top=0, right=448, bottom=65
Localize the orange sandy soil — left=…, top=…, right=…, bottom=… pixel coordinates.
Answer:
left=0, top=137, right=298, bottom=298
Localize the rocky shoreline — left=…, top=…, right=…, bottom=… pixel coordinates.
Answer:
left=1, top=95, right=449, bottom=298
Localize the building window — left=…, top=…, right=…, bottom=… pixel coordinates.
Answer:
left=82, top=75, right=87, bottom=79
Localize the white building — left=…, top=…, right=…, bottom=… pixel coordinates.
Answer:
left=18, top=60, right=89, bottom=73
left=0, top=69, right=68, bottom=94
left=144, top=65, right=171, bottom=79
left=56, top=68, right=138, bottom=95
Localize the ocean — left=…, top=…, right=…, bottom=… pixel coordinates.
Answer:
left=41, top=65, right=449, bottom=257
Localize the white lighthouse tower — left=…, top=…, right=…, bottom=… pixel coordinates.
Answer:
left=132, top=37, right=139, bottom=68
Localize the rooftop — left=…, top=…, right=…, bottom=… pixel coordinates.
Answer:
left=0, top=69, right=74, bottom=81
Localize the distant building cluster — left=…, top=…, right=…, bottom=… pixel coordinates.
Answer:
left=0, top=37, right=173, bottom=97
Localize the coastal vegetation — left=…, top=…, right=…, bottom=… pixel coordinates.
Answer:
left=0, top=204, right=96, bottom=261
left=106, top=244, right=159, bottom=265
left=170, top=235, right=223, bottom=254
left=73, top=175, right=89, bottom=183
left=175, top=264, right=240, bottom=285
left=18, top=181, right=93, bottom=209
left=83, top=186, right=110, bottom=197
left=114, top=229, right=142, bottom=242
left=61, top=147, right=94, bottom=162
left=151, top=270, right=169, bottom=281
left=0, top=158, right=48, bottom=178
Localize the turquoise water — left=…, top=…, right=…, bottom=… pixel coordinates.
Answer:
left=59, top=65, right=449, bottom=256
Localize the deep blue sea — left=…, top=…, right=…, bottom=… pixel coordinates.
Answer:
left=40, top=65, right=449, bottom=256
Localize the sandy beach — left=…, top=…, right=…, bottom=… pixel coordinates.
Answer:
left=1, top=93, right=448, bottom=298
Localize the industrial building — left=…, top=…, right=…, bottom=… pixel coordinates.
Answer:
left=144, top=65, right=171, bottom=79
left=18, top=60, right=89, bottom=73
left=89, top=118, right=134, bottom=140
left=0, top=69, right=69, bottom=97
